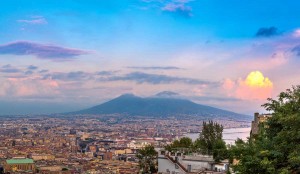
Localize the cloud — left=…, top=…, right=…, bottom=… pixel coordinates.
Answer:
left=0, top=64, right=42, bottom=78
left=17, top=16, right=47, bottom=25
left=191, top=96, right=241, bottom=102
left=103, top=71, right=216, bottom=85
left=96, top=71, right=117, bottom=76
left=43, top=71, right=92, bottom=81
left=127, top=66, right=182, bottom=70
left=1, top=77, right=59, bottom=97
left=243, top=71, right=273, bottom=88
left=39, top=69, right=49, bottom=73
left=155, top=91, right=179, bottom=97
left=232, top=28, right=300, bottom=71
left=0, top=64, right=21, bottom=73
left=24, top=70, right=34, bottom=75
left=224, top=71, right=273, bottom=100
left=162, top=2, right=192, bottom=17
left=255, top=27, right=280, bottom=37
left=293, top=29, right=300, bottom=38
left=142, top=0, right=193, bottom=17
left=27, top=65, right=38, bottom=70
left=0, top=41, right=89, bottom=61
left=291, top=45, right=300, bottom=56
left=222, top=78, right=235, bottom=90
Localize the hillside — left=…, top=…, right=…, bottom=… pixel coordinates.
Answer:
left=71, top=94, right=250, bottom=120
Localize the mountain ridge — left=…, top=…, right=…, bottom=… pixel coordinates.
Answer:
left=70, top=94, right=251, bottom=120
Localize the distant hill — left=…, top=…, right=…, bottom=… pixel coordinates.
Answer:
left=70, top=94, right=250, bottom=120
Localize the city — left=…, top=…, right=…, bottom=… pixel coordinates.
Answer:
left=0, top=114, right=250, bottom=173
left=1, top=0, right=300, bottom=173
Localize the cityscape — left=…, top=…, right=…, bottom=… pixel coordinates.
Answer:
left=1, top=0, right=300, bottom=174
left=0, top=113, right=250, bottom=173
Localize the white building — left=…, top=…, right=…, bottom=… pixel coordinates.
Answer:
left=158, top=150, right=229, bottom=174
left=127, top=140, right=151, bottom=149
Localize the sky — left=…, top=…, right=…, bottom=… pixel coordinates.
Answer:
left=1, top=0, right=300, bottom=115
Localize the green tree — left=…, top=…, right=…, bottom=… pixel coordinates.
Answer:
left=179, top=137, right=193, bottom=148
left=195, top=121, right=223, bottom=151
left=229, top=85, right=300, bottom=174
left=213, top=139, right=228, bottom=162
left=165, top=137, right=193, bottom=152
left=195, top=121, right=227, bottom=162
left=136, top=145, right=158, bottom=174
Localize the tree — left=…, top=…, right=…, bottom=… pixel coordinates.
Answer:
left=178, top=137, right=193, bottom=148
left=195, top=121, right=227, bottom=162
left=136, top=145, right=158, bottom=174
left=195, top=121, right=223, bottom=151
left=229, top=85, right=300, bottom=174
left=165, top=137, right=193, bottom=152
left=213, top=139, right=228, bottom=162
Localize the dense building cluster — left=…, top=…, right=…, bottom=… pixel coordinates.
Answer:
left=0, top=114, right=249, bottom=173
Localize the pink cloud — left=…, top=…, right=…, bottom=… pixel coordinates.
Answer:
left=2, top=77, right=59, bottom=97
left=222, top=78, right=235, bottom=90
left=223, top=71, right=273, bottom=100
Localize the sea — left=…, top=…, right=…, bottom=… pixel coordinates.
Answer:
left=184, top=127, right=251, bottom=145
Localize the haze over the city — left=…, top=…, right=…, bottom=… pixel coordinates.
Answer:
left=1, top=0, right=300, bottom=115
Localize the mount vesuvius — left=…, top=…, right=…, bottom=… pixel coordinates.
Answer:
left=70, top=93, right=250, bottom=120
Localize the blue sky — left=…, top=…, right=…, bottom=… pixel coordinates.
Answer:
left=0, top=0, right=300, bottom=115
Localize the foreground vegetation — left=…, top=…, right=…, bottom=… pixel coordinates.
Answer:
left=165, top=121, right=228, bottom=162
left=136, top=145, right=158, bottom=174
left=230, top=85, right=300, bottom=174
left=138, top=85, right=300, bottom=174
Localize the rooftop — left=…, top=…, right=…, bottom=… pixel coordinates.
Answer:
left=6, top=158, right=34, bottom=164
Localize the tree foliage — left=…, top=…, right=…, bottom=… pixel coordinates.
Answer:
left=195, top=121, right=223, bottom=151
left=165, top=137, right=193, bottom=152
left=136, top=145, right=158, bottom=174
left=195, top=121, right=228, bottom=162
left=165, top=121, right=228, bottom=162
left=212, top=139, right=228, bottom=162
left=229, top=85, right=300, bottom=174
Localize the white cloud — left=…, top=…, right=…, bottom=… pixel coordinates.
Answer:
left=17, top=16, right=48, bottom=24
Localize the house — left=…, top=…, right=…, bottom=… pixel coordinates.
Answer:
left=3, top=157, right=36, bottom=173
left=158, top=150, right=229, bottom=174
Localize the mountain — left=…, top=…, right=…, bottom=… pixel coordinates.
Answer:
left=71, top=94, right=250, bottom=120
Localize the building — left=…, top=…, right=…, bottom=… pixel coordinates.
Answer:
left=89, top=145, right=98, bottom=153
left=31, top=154, right=55, bottom=161
left=98, top=151, right=113, bottom=160
left=114, top=148, right=134, bottom=155
left=158, top=150, right=229, bottom=174
left=250, top=112, right=272, bottom=136
left=39, top=165, right=62, bottom=172
left=4, top=157, right=36, bottom=173
left=69, top=129, right=77, bottom=135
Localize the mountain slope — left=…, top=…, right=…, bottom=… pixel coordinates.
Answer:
left=71, top=94, right=249, bottom=120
